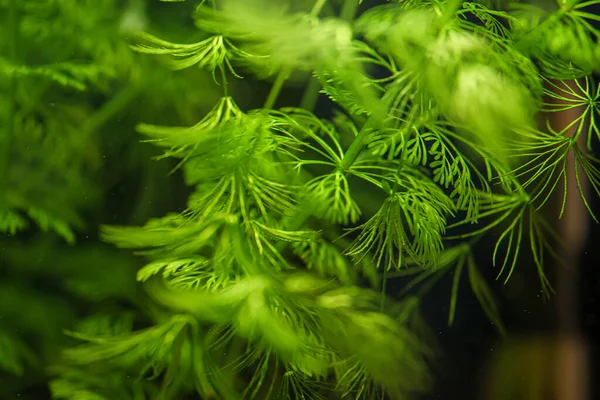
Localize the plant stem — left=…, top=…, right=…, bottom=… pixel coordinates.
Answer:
left=299, top=76, right=322, bottom=112
left=83, top=84, right=140, bottom=133
left=220, top=65, right=229, bottom=97
left=340, top=0, right=360, bottom=21
left=380, top=267, right=388, bottom=312
left=263, top=67, right=291, bottom=110
left=339, top=81, right=399, bottom=172
left=439, top=0, right=463, bottom=25
left=263, top=0, right=331, bottom=111
left=310, top=0, right=327, bottom=15
left=340, top=116, right=378, bottom=171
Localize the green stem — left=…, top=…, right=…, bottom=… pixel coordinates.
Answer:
left=340, top=116, right=378, bottom=171
left=299, top=76, right=322, bottom=112
left=263, top=0, right=331, bottom=111
left=380, top=267, right=388, bottom=312
left=562, top=0, right=581, bottom=11
left=83, top=84, right=140, bottom=133
left=340, top=0, right=360, bottom=21
left=310, top=0, right=327, bottom=15
left=443, top=0, right=463, bottom=20
left=339, top=81, right=399, bottom=172
left=263, top=67, right=291, bottom=110
left=220, top=65, right=229, bottom=97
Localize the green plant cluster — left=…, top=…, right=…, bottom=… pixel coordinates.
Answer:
left=2, top=0, right=600, bottom=399
left=0, top=0, right=219, bottom=398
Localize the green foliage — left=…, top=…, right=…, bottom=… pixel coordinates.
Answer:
left=3, top=0, right=600, bottom=399
left=1, top=0, right=219, bottom=399
left=0, top=0, right=218, bottom=240
left=66, top=0, right=598, bottom=398
left=0, top=0, right=126, bottom=239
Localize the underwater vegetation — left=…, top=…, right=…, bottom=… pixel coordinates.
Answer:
left=1, top=0, right=599, bottom=399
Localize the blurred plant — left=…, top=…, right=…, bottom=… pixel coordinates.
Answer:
left=0, top=0, right=220, bottom=398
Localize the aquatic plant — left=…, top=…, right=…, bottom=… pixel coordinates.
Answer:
left=2, top=0, right=600, bottom=399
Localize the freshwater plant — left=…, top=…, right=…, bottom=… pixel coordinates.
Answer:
left=2, top=0, right=600, bottom=399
